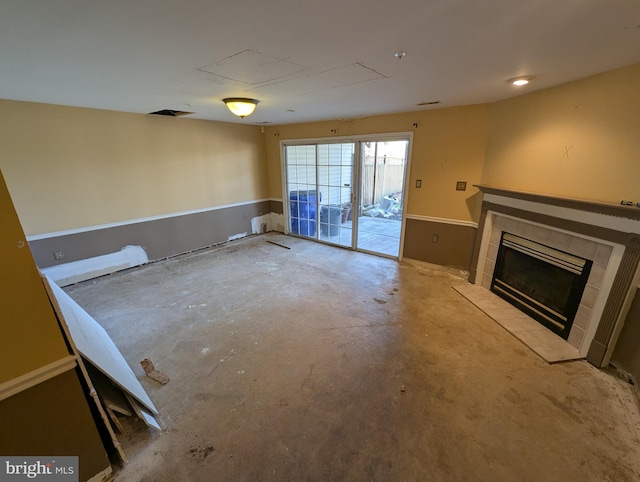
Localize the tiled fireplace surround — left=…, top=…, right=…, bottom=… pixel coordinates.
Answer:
left=481, top=215, right=613, bottom=352
left=469, top=186, right=640, bottom=367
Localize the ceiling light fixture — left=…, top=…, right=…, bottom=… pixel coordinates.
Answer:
left=508, top=76, right=535, bottom=86
left=394, top=51, right=407, bottom=60
left=223, top=98, right=259, bottom=118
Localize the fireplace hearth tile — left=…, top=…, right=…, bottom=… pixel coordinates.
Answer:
left=487, top=310, right=534, bottom=333
left=454, top=284, right=584, bottom=363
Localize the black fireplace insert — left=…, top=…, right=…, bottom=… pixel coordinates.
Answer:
left=491, top=232, right=592, bottom=339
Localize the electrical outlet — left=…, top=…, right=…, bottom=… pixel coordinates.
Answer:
left=53, top=250, right=64, bottom=260
left=456, top=181, right=467, bottom=191
left=416, top=179, right=422, bottom=188
left=432, top=234, right=439, bottom=243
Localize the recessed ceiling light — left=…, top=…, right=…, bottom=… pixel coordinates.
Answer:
left=508, top=76, right=535, bottom=86
left=394, top=51, right=407, bottom=60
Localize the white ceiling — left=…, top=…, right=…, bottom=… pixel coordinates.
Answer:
left=1, top=0, right=639, bottom=125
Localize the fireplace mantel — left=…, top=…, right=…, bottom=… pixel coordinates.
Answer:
left=469, top=185, right=640, bottom=368
left=474, top=184, right=640, bottom=222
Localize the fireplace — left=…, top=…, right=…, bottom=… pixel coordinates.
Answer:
left=470, top=185, right=640, bottom=367
left=491, top=232, right=592, bottom=340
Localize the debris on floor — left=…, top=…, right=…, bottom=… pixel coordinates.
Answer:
left=126, top=393, right=162, bottom=430
left=140, top=358, right=171, bottom=384
left=362, top=192, right=403, bottom=219
left=187, top=445, right=215, bottom=459
left=266, top=240, right=291, bottom=249
left=373, top=298, right=387, bottom=304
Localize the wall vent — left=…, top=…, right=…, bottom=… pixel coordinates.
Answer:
left=148, top=109, right=194, bottom=117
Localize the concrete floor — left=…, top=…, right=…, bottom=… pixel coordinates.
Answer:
left=64, top=233, right=640, bottom=481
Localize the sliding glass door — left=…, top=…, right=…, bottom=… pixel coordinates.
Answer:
left=284, top=136, right=409, bottom=258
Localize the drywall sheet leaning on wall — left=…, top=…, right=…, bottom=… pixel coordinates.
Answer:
left=45, top=275, right=158, bottom=415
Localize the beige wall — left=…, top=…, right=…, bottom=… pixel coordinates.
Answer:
left=0, top=170, right=70, bottom=381
left=4, top=63, right=638, bottom=238
left=0, top=100, right=269, bottom=236
left=265, top=105, right=489, bottom=223
left=483, top=64, right=640, bottom=204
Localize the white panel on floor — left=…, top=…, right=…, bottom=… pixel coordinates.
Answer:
left=42, top=245, right=148, bottom=287
left=45, top=276, right=159, bottom=414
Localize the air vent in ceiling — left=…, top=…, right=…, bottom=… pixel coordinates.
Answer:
left=148, top=109, right=194, bottom=117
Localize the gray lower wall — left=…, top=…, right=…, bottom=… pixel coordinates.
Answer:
left=33, top=199, right=477, bottom=274
left=270, top=200, right=284, bottom=215
left=30, top=201, right=274, bottom=268
left=612, top=290, right=640, bottom=384
left=403, top=218, right=477, bottom=270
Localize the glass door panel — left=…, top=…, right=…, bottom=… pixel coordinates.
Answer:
left=317, top=143, right=354, bottom=248
left=286, top=145, right=318, bottom=238
left=356, top=140, right=408, bottom=257
left=285, top=142, right=354, bottom=248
